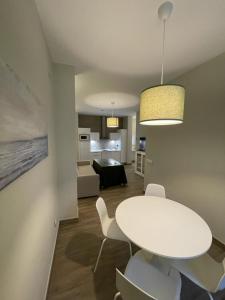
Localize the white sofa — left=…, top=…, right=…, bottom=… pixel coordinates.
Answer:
left=77, top=161, right=100, bottom=198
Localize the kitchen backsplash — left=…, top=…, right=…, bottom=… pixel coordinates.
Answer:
left=90, top=139, right=121, bottom=151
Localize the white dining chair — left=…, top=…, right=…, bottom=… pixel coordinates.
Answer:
left=93, top=197, right=132, bottom=273
left=145, top=184, right=166, bottom=198
left=167, top=254, right=225, bottom=299
left=114, top=250, right=181, bottom=300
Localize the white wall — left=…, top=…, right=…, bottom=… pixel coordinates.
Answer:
left=137, top=53, right=225, bottom=244
left=126, top=116, right=134, bottom=163
left=53, top=63, right=78, bottom=220
left=0, top=0, right=77, bottom=299
left=132, top=115, right=137, bottom=151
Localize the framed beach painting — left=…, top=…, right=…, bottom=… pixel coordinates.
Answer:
left=0, top=57, right=48, bottom=190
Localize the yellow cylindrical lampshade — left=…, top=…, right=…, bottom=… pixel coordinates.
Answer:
left=107, top=117, right=119, bottom=128
left=140, top=85, right=185, bottom=125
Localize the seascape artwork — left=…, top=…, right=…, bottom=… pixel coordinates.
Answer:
left=0, top=57, right=48, bottom=190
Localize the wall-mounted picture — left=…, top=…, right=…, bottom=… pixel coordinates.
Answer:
left=0, top=57, right=48, bottom=190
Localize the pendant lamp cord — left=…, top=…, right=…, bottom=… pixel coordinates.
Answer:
left=161, top=19, right=166, bottom=85
left=111, top=102, right=114, bottom=117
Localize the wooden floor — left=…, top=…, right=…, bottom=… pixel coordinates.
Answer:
left=47, top=165, right=225, bottom=300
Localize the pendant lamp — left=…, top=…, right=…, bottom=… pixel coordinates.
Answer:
left=107, top=102, right=119, bottom=128
left=139, top=1, right=185, bottom=126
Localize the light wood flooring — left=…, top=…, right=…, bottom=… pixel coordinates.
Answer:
left=47, top=165, right=225, bottom=300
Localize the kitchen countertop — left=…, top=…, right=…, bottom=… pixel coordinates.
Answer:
left=91, top=149, right=121, bottom=153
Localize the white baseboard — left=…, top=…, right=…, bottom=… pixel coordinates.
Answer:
left=43, top=222, right=59, bottom=300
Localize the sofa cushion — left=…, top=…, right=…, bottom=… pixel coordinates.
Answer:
left=77, top=160, right=91, bottom=166
left=77, top=165, right=96, bottom=176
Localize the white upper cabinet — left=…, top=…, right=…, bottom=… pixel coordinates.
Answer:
left=90, top=132, right=100, bottom=141
left=110, top=132, right=121, bottom=140
left=78, top=128, right=90, bottom=134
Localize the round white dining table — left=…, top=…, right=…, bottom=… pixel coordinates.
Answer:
left=116, top=196, right=212, bottom=259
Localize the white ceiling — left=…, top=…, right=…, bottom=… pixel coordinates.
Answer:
left=35, top=0, right=225, bottom=115
left=75, top=71, right=153, bottom=116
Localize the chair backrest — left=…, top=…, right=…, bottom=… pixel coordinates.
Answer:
left=217, top=257, right=225, bottom=291
left=96, top=197, right=110, bottom=236
left=116, top=269, right=156, bottom=300
left=145, top=184, right=166, bottom=198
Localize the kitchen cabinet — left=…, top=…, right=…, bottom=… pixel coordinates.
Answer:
left=111, top=151, right=121, bottom=162
left=91, top=151, right=101, bottom=161
left=109, top=132, right=121, bottom=140
left=78, top=128, right=91, bottom=161
left=102, top=151, right=121, bottom=162
left=79, top=141, right=91, bottom=161
left=90, top=132, right=100, bottom=141
left=101, top=151, right=111, bottom=160
left=78, top=128, right=90, bottom=134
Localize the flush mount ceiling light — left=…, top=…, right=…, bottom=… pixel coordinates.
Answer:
left=139, top=1, right=185, bottom=126
left=107, top=101, right=119, bottom=128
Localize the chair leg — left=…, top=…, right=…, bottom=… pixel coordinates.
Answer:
left=128, top=242, right=132, bottom=257
left=93, top=238, right=107, bottom=273
left=114, top=292, right=121, bottom=300
left=207, top=292, right=214, bottom=300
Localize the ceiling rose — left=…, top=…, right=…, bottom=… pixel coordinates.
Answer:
left=85, top=92, right=139, bottom=110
